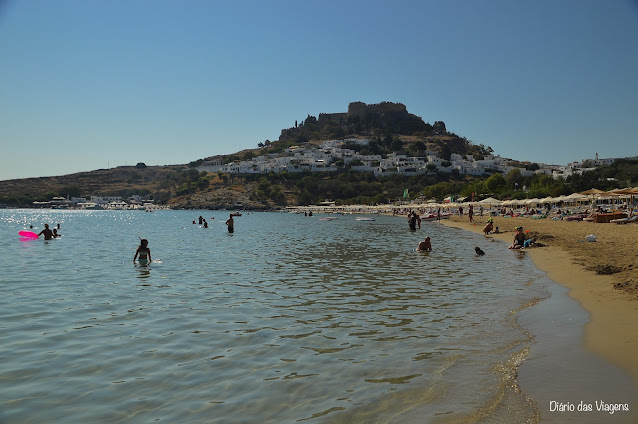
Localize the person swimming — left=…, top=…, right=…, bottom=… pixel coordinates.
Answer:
left=134, top=239, right=152, bottom=264
left=475, top=246, right=485, bottom=256
left=417, top=236, right=432, bottom=252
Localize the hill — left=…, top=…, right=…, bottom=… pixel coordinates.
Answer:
left=0, top=101, right=494, bottom=209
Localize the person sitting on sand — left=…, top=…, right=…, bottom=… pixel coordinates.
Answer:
left=417, top=237, right=432, bottom=252
left=134, top=239, right=152, bottom=264
left=509, top=227, right=526, bottom=249
left=494, top=226, right=500, bottom=234
left=475, top=247, right=485, bottom=256
left=483, top=219, right=494, bottom=235
left=38, top=223, right=54, bottom=240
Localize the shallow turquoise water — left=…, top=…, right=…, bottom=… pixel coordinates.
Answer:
left=0, top=209, right=549, bottom=423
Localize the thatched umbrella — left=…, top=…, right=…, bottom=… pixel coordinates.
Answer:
left=612, top=187, right=638, bottom=214
left=580, top=188, right=606, bottom=209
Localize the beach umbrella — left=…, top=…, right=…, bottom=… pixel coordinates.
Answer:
left=579, top=188, right=605, bottom=195
left=564, top=193, right=588, bottom=201
left=562, top=192, right=588, bottom=206
left=539, top=196, right=554, bottom=204
left=579, top=188, right=606, bottom=208
left=613, top=187, right=638, bottom=195
left=525, top=198, right=541, bottom=205
left=478, top=197, right=501, bottom=205
left=613, top=187, right=638, bottom=213
left=605, top=189, right=633, bottom=209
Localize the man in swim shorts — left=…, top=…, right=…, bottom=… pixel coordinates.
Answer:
left=38, top=223, right=54, bottom=240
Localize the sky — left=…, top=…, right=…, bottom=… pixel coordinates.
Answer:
left=1, top=0, right=637, bottom=181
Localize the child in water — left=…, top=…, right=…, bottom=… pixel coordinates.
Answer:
left=134, top=239, right=152, bottom=264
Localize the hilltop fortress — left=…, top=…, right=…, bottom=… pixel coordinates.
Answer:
left=317, top=101, right=409, bottom=125
left=315, top=102, right=426, bottom=134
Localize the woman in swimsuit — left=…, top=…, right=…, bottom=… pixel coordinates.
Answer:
left=134, top=239, right=152, bottom=264
left=509, top=227, right=526, bottom=249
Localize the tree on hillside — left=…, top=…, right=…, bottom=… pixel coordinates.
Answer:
left=391, top=137, right=404, bottom=152
left=440, top=144, right=452, bottom=161
left=505, top=168, right=523, bottom=189
left=485, top=173, right=506, bottom=193
left=411, top=140, right=426, bottom=155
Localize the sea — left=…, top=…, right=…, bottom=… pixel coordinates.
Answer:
left=0, top=209, right=635, bottom=424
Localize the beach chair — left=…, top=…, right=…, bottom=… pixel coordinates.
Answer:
left=610, top=215, right=638, bottom=224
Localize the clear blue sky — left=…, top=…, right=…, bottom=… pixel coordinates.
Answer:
left=1, top=0, right=637, bottom=180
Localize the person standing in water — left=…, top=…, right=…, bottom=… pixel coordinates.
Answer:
left=134, top=239, right=152, bottom=264
left=408, top=212, right=417, bottom=231
left=226, top=214, right=234, bottom=233
left=38, top=223, right=54, bottom=240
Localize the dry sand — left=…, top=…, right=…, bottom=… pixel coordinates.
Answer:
left=441, top=214, right=638, bottom=385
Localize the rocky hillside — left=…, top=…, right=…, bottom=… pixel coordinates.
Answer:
left=0, top=101, right=492, bottom=209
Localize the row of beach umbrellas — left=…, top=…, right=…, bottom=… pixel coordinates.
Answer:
left=405, top=187, right=638, bottom=210
left=475, top=188, right=638, bottom=208
left=297, top=187, right=638, bottom=213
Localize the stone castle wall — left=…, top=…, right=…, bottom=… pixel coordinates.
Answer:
left=347, top=101, right=408, bottom=120
left=318, top=112, right=348, bottom=124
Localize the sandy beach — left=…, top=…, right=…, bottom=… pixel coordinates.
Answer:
left=440, top=214, right=638, bottom=387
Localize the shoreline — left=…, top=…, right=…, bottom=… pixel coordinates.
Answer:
left=440, top=216, right=638, bottom=420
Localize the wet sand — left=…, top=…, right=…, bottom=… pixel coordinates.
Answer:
left=441, top=215, right=638, bottom=422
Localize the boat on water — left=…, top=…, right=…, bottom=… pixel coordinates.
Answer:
left=318, top=216, right=338, bottom=221
left=230, top=212, right=242, bottom=217
left=354, top=217, right=375, bottom=221
left=420, top=213, right=452, bottom=221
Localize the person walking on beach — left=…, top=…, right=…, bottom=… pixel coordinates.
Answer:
left=134, top=239, right=152, bottom=264
left=38, top=223, right=54, bottom=240
left=417, top=237, right=432, bottom=252
left=468, top=204, right=474, bottom=223
left=226, top=214, right=234, bottom=233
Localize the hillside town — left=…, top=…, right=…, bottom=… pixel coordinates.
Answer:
left=197, top=138, right=633, bottom=180
left=32, top=194, right=160, bottom=210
